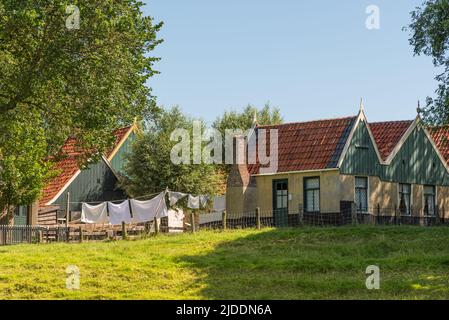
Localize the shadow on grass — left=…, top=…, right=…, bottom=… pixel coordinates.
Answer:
left=177, top=226, right=449, bottom=299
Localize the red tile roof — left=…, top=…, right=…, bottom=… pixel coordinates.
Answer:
left=40, top=126, right=133, bottom=206
left=248, top=116, right=356, bottom=174
left=428, top=126, right=449, bottom=166
left=370, top=120, right=413, bottom=161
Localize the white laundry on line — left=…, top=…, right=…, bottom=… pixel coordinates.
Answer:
left=108, top=200, right=132, bottom=225
left=168, top=191, right=188, bottom=206
left=199, top=211, right=223, bottom=224
left=187, top=195, right=200, bottom=209
left=81, top=202, right=109, bottom=224
left=130, top=191, right=168, bottom=223
left=213, top=195, right=226, bottom=212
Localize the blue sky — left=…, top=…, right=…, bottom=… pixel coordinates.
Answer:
left=143, top=0, right=437, bottom=124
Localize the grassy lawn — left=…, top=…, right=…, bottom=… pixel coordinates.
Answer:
left=1, top=226, right=449, bottom=299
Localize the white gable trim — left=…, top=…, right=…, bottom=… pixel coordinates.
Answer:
left=45, top=169, right=81, bottom=205
left=337, top=110, right=384, bottom=167
left=106, top=125, right=136, bottom=162
left=384, top=116, right=419, bottom=164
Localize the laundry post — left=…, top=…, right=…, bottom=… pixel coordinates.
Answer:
left=121, top=221, right=127, bottom=240
left=222, top=210, right=227, bottom=230
left=190, top=211, right=195, bottom=233
left=65, top=192, right=70, bottom=227
left=154, top=217, right=159, bottom=235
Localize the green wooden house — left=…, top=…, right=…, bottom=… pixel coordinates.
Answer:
left=227, top=106, right=449, bottom=224
left=8, top=125, right=137, bottom=226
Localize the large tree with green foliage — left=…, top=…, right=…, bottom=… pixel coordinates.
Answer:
left=0, top=1, right=162, bottom=210
left=212, top=103, right=283, bottom=175
left=121, top=107, right=223, bottom=198
left=212, top=103, right=283, bottom=135
left=408, top=0, right=449, bottom=124
left=0, top=108, right=53, bottom=220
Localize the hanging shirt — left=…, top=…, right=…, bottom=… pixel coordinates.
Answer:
left=81, top=202, right=108, bottom=224
left=108, top=200, right=132, bottom=225
left=130, top=192, right=168, bottom=223
left=199, top=195, right=209, bottom=208
left=213, top=195, right=226, bottom=213
left=168, top=191, right=188, bottom=206
left=187, top=195, right=200, bottom=209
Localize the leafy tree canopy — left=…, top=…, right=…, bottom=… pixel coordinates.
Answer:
left=121, top=107, right=223, bottom=199
left=408, top=0, right=449, bottom=124
left=0, top=1, right=162, bottom=209
left=212, top=103, right=283, bottom=134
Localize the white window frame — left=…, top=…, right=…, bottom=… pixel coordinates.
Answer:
left=398, top=183, right=412, bottom=216
left=354, top=176, right=369, bottom=213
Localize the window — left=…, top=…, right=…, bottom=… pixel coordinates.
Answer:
left=399, top=184, right=411, bottom=215
left=274, top=181, right=288, bottom=209
left=304, top=177, right=320, bottom=212
left=355, top=177, right=368, bottom=212
left=424, top=185, right=436, bottom=216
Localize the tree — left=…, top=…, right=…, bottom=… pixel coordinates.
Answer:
left=0, top=1, right=162, bottom=210
left=0, top=107, right=53, bottom=220
left=407, top=0, right=449, bottom=124
left=0, top=0, right=163, bottom=158
left=121, top=107, right=223, bottom=199
left=212, top=103, right=283, bottom=135
left=212, top=103, right=283, bottom=174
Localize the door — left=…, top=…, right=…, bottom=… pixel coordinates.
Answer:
left=13, top=206, right=28, bottom=226
left=273, top=179, right=288, bottom=227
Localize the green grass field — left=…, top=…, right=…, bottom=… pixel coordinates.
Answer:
left=1, top=226, right=449, bottom=299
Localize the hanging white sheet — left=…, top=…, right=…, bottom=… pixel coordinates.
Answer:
left=199, top=195, right=209, bottom=208
left=108, top=200, right=132, bottom=225
left=213, top=195, right=226, bottom=212
left=130, top=192, right=168, bottom=223
left=187, top=195, right=200, bottom=209
left=81, top=202, right=109, bottom=224
left=199, top=211, right=223, bottom=224
left=168, top=208, right=184, bottom=233
left=168, top=191, right=188, bottom=206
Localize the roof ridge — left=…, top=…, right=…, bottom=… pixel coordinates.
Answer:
left=257, top=115, right=357, bottom=128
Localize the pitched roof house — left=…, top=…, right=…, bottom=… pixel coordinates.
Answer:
left=10, top=125, right=137, bottom=226
left=226, top=109, right=449, bottom=226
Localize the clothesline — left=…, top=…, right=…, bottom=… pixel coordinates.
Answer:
left=78, top=189, right=226, bottom=225
left=68, top=191, right=163, bottom=205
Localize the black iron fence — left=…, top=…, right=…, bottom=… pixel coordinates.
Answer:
left=197, top=204, right=449, bottom=230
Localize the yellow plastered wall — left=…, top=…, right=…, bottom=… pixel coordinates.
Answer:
left=254, top=170, right=341, bottom=215
left=340, top=175, right=398, bottom=213
left=437, top=186, right=449, bottom=218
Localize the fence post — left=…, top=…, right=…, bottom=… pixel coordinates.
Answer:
left=394, top=205, right=398, bottom=225
left=66, top=227, right=70, bottom=243
left=79, top=226, right=83, bottom=243
left=190, top=212, right=195, bottom=233
left=222, top=210, right=227, bottom=230
left=121, top=221, right=127, bottom=240
left=154, top=217, right=159, bottom=235
left=298, top=205, right=303, bottom=226
left=256, top=207, right=261, bottom=230
left=38, top=229, right=43, bottom=243
left=65, top=192, right=70, bottom=228
left=351, top=202, right=357, bottom=225
left=376, top=203, right=380, bottom=225
left=436, top=206, right=441, bottom=226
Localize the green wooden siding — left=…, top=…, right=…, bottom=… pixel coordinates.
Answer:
left=13, top=206, right=28, bottom=225
left=53, top=159, right=126, bottom=212
left=110, top=132, right=135, bottom=174
left=340, top=120, right=449, bottom=186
